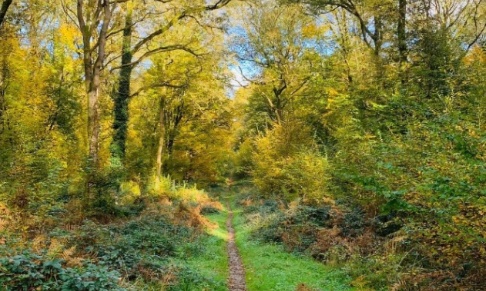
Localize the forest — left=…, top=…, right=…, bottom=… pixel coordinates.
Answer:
left=0, top=0, right=485, bottom=290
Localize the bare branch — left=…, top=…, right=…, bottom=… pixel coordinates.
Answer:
left=465, top=22, right=486, bottom=52
left=131, top=0, right=233, bottom=55
left=61, top=0, right=80, bottom=30
left=131, top=12, right=188, bottom=54
left=238, top=66, right=266, bottom=85
left=0, top=0, right=13, bottom=28
left=110, top=44, right=203, bottom=72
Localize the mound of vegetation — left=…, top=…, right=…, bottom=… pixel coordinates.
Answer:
left=239, top=182, right=484, bottom=290
left=0, top=182, right=225, bottom=290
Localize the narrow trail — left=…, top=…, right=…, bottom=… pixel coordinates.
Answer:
left=226, top=203, right=247, bottom=291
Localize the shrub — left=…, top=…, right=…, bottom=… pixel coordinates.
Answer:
left=0, top=250, right=122, bottom=291
left=250, top=202, right=335, bottom=251
left=200, top=205, right=220, bottom=215
left=252, top=123, right=331, bottom=203
left=145, top=175, right=174, bottom=199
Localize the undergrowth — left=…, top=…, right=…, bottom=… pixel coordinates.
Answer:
left=226, top=189, right=353, bottom=291
left=235, top=180, right=486, bottom=290
left=235, top=185, right=407, bottom=290
left=0, top=181, right=226, bottom=290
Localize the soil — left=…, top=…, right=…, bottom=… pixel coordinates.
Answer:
left=226, top=205, right=247, bottom=291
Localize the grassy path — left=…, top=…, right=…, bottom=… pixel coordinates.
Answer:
left=184, top=209, right=229, bottom=290
left=226, top=204, right=247, bottom=290
left=230, top=198, right=354, bottom=291
left=196, top=192, right=354, bottom=291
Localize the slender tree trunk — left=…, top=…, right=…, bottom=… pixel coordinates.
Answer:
left=113, top=2, right=133, bottom=160
left=166, top=102, right=184, bottom=156
left=156, top=98, right=166, bottom=178
left=0, top=58, right=7, bottom=133
left=374, top=16, right=382, bottom=57
left=372, top=15, right=385, bottom=91
left=88, top=85, right=100, bottom=167
left=87, top=31, right=109, bottom=169
left=156, top=131, right=165, bottom=178
left=398, top=0, right=407, bottom=84
left=0, top=0, right=13, bottom=29
left=77, top=0, right=113, bottom=196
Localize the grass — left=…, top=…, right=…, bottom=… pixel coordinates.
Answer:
left=230, top=197, right=354, bottom=291
left=191, top=189, right=354, bottom=291
left=182, top=210, right=229, bottom=291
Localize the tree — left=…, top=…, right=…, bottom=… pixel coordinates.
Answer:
left=283, top=0, right=395, bottom=55
left=111, top=0, right=233, bottom=163
left=138, top=39, right=229, bottom=181
left=76, top=0, right=115, bottom=171
left=233, top=2, right=317, bottom=126
left=0, top=0, right=13, bottom=29
left=406, top=0, right=486, bottom=101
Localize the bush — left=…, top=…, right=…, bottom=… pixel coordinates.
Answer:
left=83, top=215, right=194, bottom=280
left=200, top=205, right=220, bottom=215
left=250, top=202, right=334, bottom=252
left=0, top=250, right=122, bottom=291
left=143, top=175, right=174, bottom=201
left=252, top=123, right=331, bottom=203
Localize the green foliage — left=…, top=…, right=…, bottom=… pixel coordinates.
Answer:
left=144, top=175, right=175, bottom=199
left=200, top=205, right=220, bottom=215
left=167, top=265, right=226, bottom=291
left=230, top=194, right=353, bottom=291
left=246, top=200, right=331, bottom=251
left=252, top=123, right=331, bottom=203
left=0, top=203, right=230, bottom=290
left=73, top=215, right=194, bottom=279
left=0, top=250, right=122, bottom=291
left=1, top=0, right=485, bottom=289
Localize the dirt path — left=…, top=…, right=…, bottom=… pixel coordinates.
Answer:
left=226, top=204, right=247, bottom=291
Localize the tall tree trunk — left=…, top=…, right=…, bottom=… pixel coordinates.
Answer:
left=156, top=98, right=166, bottom=178
left=373, top=16, right=382, bottom=57
left=156, top=131, right=165, bottom=178
left=113, top=3, right=133, bottom=160
left=77, top=0, right=113, bottom=196
left=0, top=57, right=7, bottom=133
left=87, top=17, right=110, bottom=169
left=0, top=0, right=13, bottom=29
left=88, top=83, right=100, bottom=167
left=398, top=0, right=407, bottom=84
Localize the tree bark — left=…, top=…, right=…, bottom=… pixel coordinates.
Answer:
left=112, top=3, right=133, bottom=160
left=0, top=0, right=13, bottom=29
left=76, top=0, right=114, bottom=196
left=156, top=131, right=165, bottom=178
left=398, top=0, right=407, bottom=84
left=156, top=98, right=166, bottom=178
left=0, top=58, right=7, bottom=133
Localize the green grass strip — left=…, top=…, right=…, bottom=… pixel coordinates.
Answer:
left=231, top=199, right=354, bottom=291
left=183, top=210, right=230, bottom=291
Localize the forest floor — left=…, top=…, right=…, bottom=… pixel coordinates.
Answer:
left=226, top=203, right=247, bottom=291
left=202, top=191, right=353, bottom=291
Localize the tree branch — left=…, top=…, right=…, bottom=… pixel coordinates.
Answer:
left=110, top=44, right=203, bottom=72
left=131, top=0, right=233, bottom=55
left=0, top=0, right=13, bottom=28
